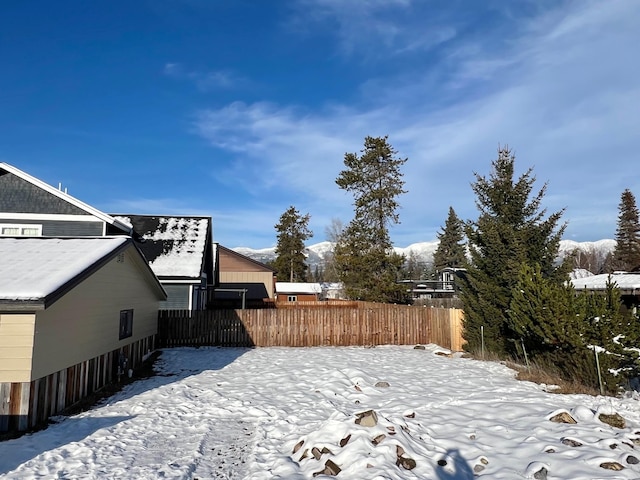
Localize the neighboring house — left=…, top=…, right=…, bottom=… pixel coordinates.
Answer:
left=0, top=162, right=133, bottom=237
left=0, top=163, right=215, bottom=310
left=322, top=282, right=345, bottom=300
left=570, top=271, right=640, bottom=314
left=0, top=236, right=166, bottom=433
left=276, top=282, right=323, bottom=303
left=212, top=244, right=276, bottom=308
left=402, top=267, right=466, bottom=301
left=0, top=163, right=215, bottom=311
left=112, top=215, right=215, bottom=310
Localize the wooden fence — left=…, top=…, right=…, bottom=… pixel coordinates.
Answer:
left=157, top=304, right=465, bottom=351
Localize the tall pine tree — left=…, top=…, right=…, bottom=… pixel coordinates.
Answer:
left=612, top=189, right=640, bottom=272
left=461, top=146, right=569, bottom=355
left=433, top=206, right=466, bottom=271
left=334, top=136, right=408, bottom=303
left=273, top=206, right=313, bottom=282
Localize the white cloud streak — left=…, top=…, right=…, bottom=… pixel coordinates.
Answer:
left=286, top=0, right=455, bottom=59
left=164, top=63, right=247, bottom=91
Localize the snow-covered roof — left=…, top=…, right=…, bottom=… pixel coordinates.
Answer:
left=0, top=237, right=130, bottom=305
left=276, top=282, right=322, bottom=294
left=113, top=215, right=211, bottom=280
left=570, top=268, right=594, bottom=280
left=570, top=272, right=640, bottom=293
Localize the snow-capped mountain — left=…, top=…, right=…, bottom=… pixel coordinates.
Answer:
left=233, top=241, right=336, bottom=267
left=232, top=239, right=616, bottom=269
left=394, top=241, right=440, bottom=262
left=232, top=246, right=279, bottom=265
left=557, top=239, right=617, bottom=261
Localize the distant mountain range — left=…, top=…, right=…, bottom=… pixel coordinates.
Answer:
left=233, top=239, right=616, bottom=270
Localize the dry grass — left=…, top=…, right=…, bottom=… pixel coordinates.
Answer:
left=460, top=349, right=504, bottom=362
left=505, top=361, right=601, bottom=396
left=463, top=348, right=601, bottom=396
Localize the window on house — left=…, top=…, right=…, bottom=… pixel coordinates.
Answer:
left=0, top=224, right=43, bottom=236
left=287, top=295, right=297, bottom=302
left=119, top=309, right=133, bottom=340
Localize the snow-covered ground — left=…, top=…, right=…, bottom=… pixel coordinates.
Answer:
left=2, top=345, right=640, bottom=479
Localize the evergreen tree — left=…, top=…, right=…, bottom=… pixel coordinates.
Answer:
left=575, top=277, right=640, bottom=392
left=334, top=136, right=408, bottom=303
left=273, top=206, right=313, bottom=282
left=433, top=206, right=466, bottom=271
left=508, top=263, right=583, bottom=357
left=461, top=146, right=569, bottom=355
left=334, top=219, right=407, bottom=302
left=509, top=264, right=640, bottom=392
left=612, top=189, right=640, bottom=271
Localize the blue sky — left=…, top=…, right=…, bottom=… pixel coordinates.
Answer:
left=1, top=1, right=638, bottom=249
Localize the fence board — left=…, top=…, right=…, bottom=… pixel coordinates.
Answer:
left=157, top=305, right=465, bottom=350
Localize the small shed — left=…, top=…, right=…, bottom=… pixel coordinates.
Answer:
left=0, top=236, right=166, bottom=433
left=276, top=282, right=323, bottom=303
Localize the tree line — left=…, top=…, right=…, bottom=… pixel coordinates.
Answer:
left=271, top=137, right=640, bottom=392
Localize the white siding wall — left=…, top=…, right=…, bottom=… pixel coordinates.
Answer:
left=30, top=245, right=162, bottom=380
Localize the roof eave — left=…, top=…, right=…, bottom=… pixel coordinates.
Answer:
left=0, top=300, right=46, bottom=312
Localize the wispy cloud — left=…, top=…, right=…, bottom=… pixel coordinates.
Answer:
left=193, top=101, right=365, bottom=202
left=194, top=0, right=640, bottom=245
left=287, top=0, right=456, bottom=59
left=163, top=63, right=247, bottom=91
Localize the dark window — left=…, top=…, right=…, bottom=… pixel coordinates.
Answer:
left=119, top=309, right=133, bottom=339
left=287, top=295, right=297, bottom=302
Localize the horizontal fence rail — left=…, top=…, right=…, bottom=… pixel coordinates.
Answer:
left=158, top=304, right=465, bottom=351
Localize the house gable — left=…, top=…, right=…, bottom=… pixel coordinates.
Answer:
left=30, top=244, right=165, bottom=380
left=218, top=244, right=275, bottom=273
left=213, top=244, right=276, bottom=305
left=0, top=163, right=132, bottom=236
left=0, top=170, right=88, bottom=215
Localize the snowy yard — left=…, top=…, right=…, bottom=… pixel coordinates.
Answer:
left=1, top=345, right=640, bottom=479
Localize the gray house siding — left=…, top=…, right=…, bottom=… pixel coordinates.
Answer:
left=0, top=218, right=103, bottom=236
left=159, top=284, right=191, bottom=310
left=0, top=172, right=87, bottom=215
left=42, top=220, right=103, bottom=236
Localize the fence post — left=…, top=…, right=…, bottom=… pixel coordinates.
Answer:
left=594, top=349, right=605, bottom=395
